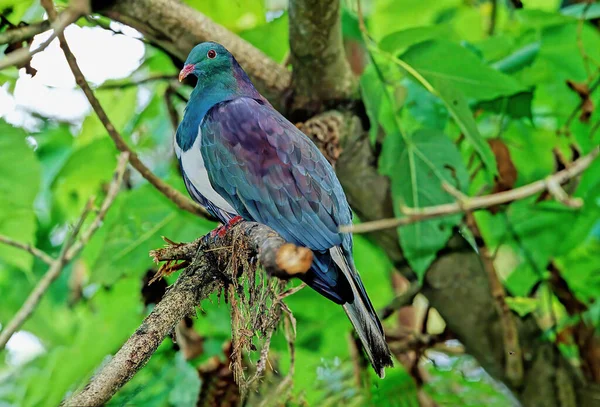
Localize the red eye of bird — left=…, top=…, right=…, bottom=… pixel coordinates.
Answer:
left=207, top=49, right=217, bottom=59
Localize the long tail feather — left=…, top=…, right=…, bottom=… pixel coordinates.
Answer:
left=331, top=247, right=393, bottom=377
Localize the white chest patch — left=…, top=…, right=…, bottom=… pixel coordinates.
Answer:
left=177, top=131, right=237, bottom=215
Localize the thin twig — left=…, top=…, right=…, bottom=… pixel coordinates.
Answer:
left=98, top=74, right=178, bottom=90
left=0, top=20, right=51, bottom=46
left=561, top=73, right=600, bottom=133
left=341, top=146, right=599, bottom=234
left=576, top=1, right=594, bottom=81
left=379, top=283, right=420, bottom=320
left=488, top=0, right=498, bottom=36
left=0, top=0, right=88, bottom=71
left=165, top=85, right=181, bottom=133
left=0, top=235, right=54, bottom=265
left=591, top=120, right=600, bottom=139
left=0, top=152, right=129, bottom=352
left=47, top=3, right=212, bottom=220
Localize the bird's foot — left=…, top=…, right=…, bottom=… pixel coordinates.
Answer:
left=203, top=216, right=244, bottom=245
left=210, top=216, right=244, bottom=238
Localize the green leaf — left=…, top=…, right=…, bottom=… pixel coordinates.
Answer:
left=435, top=80, right=497, bottom=176
left=0, top=0, right=39, bottom=23
left=240, top=13, right=289, bottom=63
left=168, top=352, right=202, bottom=407
left=476, top=91, right=533, bottom=120
left=379, top=25, right=454, bottom=55
left=505, top=297, right=539, bottom=317
left=359, top=61, right=403, bottom=143
left=402, top=79, right=449, bottom=131
left=380, top=129, right=469, bottom=278
left=516, top=9, right=572, bottom=29
left=400, top=40, right=526, bottom=101
left=530, top=23, right=600, bottom=84
left=360, top=64, right=386, bottom=143
left=555, top=239, right=600, bottom=306
left=375, top=41, right=501, bottom=174
left=491, top=42, right=541, bottom=75
left=0, top=120, right=41, bottom=272
left=51, top=138, right=118, bottom=218
left=561, top=3, right=600, bottom=20
left=369, top=0, right=461, bottom=40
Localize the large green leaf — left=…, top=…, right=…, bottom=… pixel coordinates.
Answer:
left=359, top=61, right=403, bottom=143
left=379, top=25, right=455, bottom=55
left=0, top=121, right=41, bottom=272
left=377, top=41, right=503, bottom=175
left=240, top=13, right=289, bottom=63
left=380, top=129, right=469, bottom=278
left=400, top=40, right=526, bottom=101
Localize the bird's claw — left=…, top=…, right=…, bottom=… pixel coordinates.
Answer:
left=203, top=216, right=244, bottom=245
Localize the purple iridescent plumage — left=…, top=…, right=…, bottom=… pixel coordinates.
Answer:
left=175, top=42, right=393, bottom=377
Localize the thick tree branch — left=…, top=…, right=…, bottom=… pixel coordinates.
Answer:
left=288, top=0, right=356, bottom=111
left=0, top=235, right=55, bottom=266
left=48, top=6, right=213, bottom=220
left=63, top=222, right=311, bottom=406
left=0, top=152, right=128, bottom=351
left=92, top=0, right=291, bottom=104
left=342, top=146, right=599, bottom=234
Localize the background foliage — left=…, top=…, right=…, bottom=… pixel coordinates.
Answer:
left=0, top=0, right=599, bottom=406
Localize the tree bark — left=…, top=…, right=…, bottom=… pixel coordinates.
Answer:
left=288, top=0, right=357, bottom=112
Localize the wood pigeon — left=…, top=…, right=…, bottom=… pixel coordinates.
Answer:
left=175, top=42, right=393, bottom=377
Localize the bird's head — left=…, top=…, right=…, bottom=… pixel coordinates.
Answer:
left=179, top=42, right=234, bottom=82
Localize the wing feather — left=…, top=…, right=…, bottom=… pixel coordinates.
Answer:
left=200, top=97, right=351, bottom=253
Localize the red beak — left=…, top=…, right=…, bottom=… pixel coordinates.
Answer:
left=179, top=64, right=195, bottom=82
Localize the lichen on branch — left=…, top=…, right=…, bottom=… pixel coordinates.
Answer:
left=64, top=221, right=310, bottom=406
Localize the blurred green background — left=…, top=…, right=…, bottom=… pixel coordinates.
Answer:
left=0, top=0, right=599, bottom=406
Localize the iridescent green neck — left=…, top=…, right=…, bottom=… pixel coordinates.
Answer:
left=177, top=62, right=260, bottom=152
